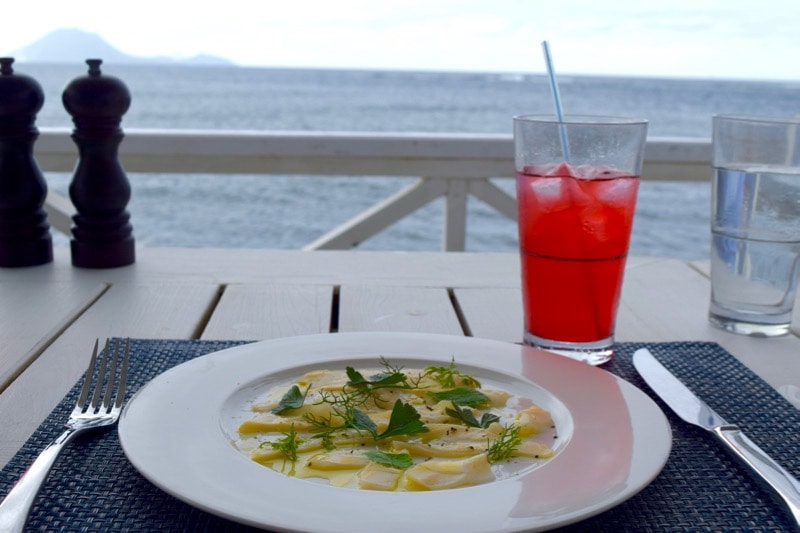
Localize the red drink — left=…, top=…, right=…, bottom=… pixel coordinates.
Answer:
left=514, top=114, right=647, bottom=363
left=516, top=163, right=639, bottom=345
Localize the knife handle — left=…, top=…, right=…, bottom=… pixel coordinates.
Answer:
left=715, top=425, right=800, bottom=529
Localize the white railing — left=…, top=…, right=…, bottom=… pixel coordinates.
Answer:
left=35, top=128, right=712, bottom=251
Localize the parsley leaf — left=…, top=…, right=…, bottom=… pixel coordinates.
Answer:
left=366, top=450, right=414, bottom=469
left=366, top=371, right=407, bottom=386
left=428, top=387, right=490, bottom=407
left=446, top=403, right=500, bottom=428
left=271, top=385, right=309, bottom=414
left=374, top=399, right=429, bottom=440
left=345, top=366, right=369, bottom=386
left=351, top=408, right=378, bottom=434
left=346, top=359, right=408, bottom=388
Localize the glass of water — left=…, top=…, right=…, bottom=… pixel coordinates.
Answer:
left=709, top=114, right=800, bottom=336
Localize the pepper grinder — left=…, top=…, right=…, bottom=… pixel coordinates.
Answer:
left=0, top=57, right=53, bottom=267
left=63, top=58, right=135, bottom=268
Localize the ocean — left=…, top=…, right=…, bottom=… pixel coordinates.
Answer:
left=17, top=63, right=800, bottom=260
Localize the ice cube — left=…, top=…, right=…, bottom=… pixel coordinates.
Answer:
left=544, top=162, right=574, bottom=177
left=527, top=179, right=563, bottom=201
left=594, top=178, right=637, bottom=207
left=573, top=164, right=622, bottom=180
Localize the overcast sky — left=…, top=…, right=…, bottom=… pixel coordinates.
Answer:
left=3, top=0, right=799, bottom=80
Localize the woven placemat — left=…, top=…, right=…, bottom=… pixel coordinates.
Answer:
left=1, top=339, right=798, bottom=532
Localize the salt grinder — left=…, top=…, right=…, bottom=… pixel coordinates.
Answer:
left=0, top=57, right=53, bottom=267
left=63, top=58, right=135, bottom=268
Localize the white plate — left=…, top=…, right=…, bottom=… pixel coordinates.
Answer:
left=119, top=333, right=671, bottom=533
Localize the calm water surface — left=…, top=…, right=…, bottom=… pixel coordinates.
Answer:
left=21, top=63, right=800, bottom=260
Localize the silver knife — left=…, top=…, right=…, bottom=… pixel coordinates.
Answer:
left=633, top=348, right=800, bottom=528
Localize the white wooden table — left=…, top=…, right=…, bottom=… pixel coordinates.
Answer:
left=1, top=247, right=799, bottom=469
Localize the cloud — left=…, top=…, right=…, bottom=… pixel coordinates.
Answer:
left=2, top=0, right=800, bottom=80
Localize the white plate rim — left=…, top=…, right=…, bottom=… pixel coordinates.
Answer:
left=118, top=332, right=671, bottom=533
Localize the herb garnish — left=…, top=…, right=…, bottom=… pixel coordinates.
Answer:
left=305, top=395, right=427, bottom=442
left=366, top=450, right=414, bottom=469
left=486, top=424, right=522, bottom=463
left=265, top=424, right=303, bottom=462
left=374, top=399, right=429, bottom=440
left=346, top=358, right=409, bottom=388
left=304, top=390, right=376, bottom=437
left=427, top=387, right=490, bottom=407
left=423, top=359, right=481, bottom=388
left=271, top=385, right=309, bottom=414
left=267, top=362, right=519, bottom=460
left=446, top=402, right=500, bottom=429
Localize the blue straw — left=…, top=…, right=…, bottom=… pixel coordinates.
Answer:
left=541, top=41, right=570, bottom=161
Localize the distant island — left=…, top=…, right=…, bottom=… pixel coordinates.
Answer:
left=7, top=28, right=235, bottom=66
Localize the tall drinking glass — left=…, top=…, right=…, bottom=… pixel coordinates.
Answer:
left=709, top=114, right=800, bottom=336
left=514, top=115, right=648, bottom=365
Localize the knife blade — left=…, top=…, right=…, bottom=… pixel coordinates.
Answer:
left=633, top=348, right=800, bottom=529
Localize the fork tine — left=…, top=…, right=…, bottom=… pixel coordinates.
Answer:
left=75, top=339, right=100, bottom=410
left=114, top=339, right=130, bottom=410
left=89, top=339, right=110, bottom=412
left=101, top=340, right=120, bottom=410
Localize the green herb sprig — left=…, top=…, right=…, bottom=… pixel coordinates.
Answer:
left=423, top=359, right=481, bottom=388
left=446, top=402, right=500, bottom=429
left=486, top=424, right=522, bottom=463
left=271, top=385, right=310, bottom=415
left=427, top=387, right=490, bottom=407
left=264, top=424, right=303, bottom=462
left=374, top=399, right=429, bottom=440
left=346, top=358, right=410, bottom=388
left=366, top=450, right=414, bottom=469
left=305, top=395, right=428, bottom=443
left=304, top=389, right=376, bottom=437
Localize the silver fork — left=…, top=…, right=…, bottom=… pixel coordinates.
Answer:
left=0, top=338, right=129, bottom=533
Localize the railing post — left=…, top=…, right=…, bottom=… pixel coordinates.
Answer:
left=443, top=178, right=468, bottom=251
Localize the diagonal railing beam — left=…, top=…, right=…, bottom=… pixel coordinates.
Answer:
left=303, top=178, right=448, bottom=250
left=468, top=179, right=517, bottom=221
left=44, top=190, right=73, bottom=237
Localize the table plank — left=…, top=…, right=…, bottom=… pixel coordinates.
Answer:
left=0, top=280, right=220, bottom=468
left=453, top=287, right=523, bottom=343
left=617, top=257, right=713, bottom=342
left=18, top=247, right=522, bottom=288
left=0, top=280, right=107, bottom=393
left=338, top=285, right=463, bottom=334
left=201, top=283, right=334, bottom=340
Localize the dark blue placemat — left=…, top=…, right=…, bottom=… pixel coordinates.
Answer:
left=1, top=339, right=798, bottom=532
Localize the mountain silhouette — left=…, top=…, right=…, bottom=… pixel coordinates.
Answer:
left=8, top=28, right=234, bottom=66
